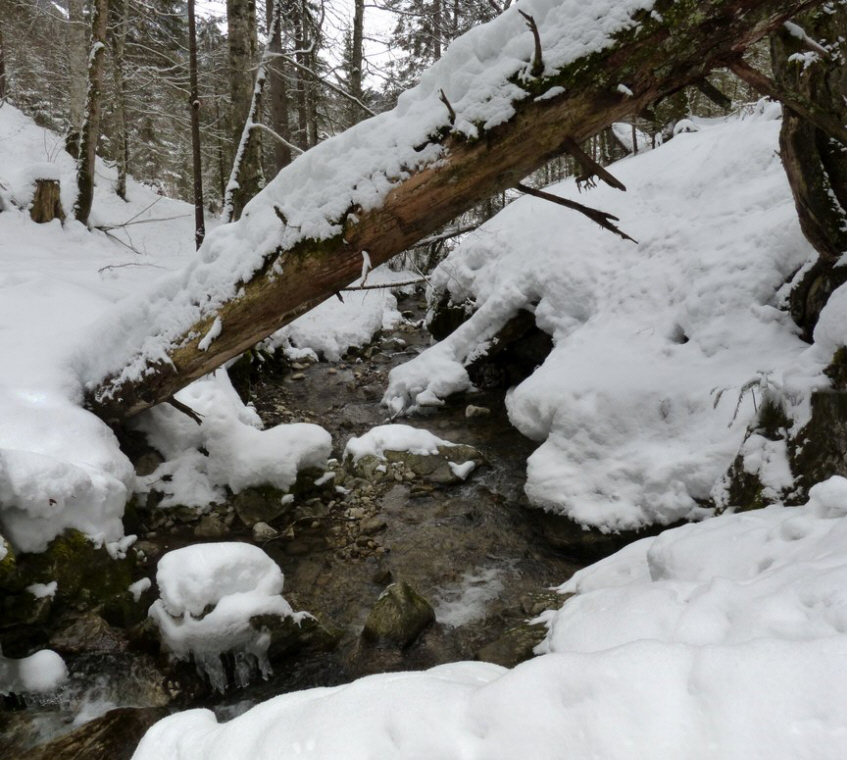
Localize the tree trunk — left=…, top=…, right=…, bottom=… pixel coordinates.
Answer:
left=87, top=0, right=827, bottom=423
left=73, top=0, right=109, bottom=226
left=771, top=7, right=847, bottom=337
left=188, top=0, right=206, bottom=248
left=110, top=0, right=130, bottom=201
left=227, top=0, right=263, bottom=219
left=350, top=0, right=365, bottom=105
left=0, top=14, right=7, bottom=102
left=267, top=0, right=292, bottom=171
left=66, top=0, right=88, bottom=158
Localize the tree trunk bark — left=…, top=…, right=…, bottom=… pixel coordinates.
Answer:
left=73, top=0, right=109, bottom=226
left=351, top=0, right=365, bottom=104
left=66, top=0, right=88, bottom=158
left=30, top=178, right=65, bottom=223
left=188, top=0, right=206, bottom=248
left=110, top=0, right=130, bottom=201
left=267, top=0, right=292, bottom=171
left=87, top=0, right=828, bottom=423
left=227, top=0, right=263, bottom=219
left=0, top=14, right=7, bottom=102
left=771, top=7, right=847, bottom=337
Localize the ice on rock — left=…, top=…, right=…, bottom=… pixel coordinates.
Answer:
left=148, top=543, right=308, bottom=692
left=344, top=424, right=457, bottom=463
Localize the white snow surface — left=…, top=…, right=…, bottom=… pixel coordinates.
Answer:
left=386, top=107, right=834, bottom=530
left=344, top=424, right=457, bottom=463
left=134, top=480, right=847, bottom=760
left=132, top=370, right=331, bottom=507
left=0, top=649, right=68, bottom=696
left=0, top=103, right=399, bottom=549
left=148, top=543, right=306, bottom=691
left=77, top=0, right=655, bottom=393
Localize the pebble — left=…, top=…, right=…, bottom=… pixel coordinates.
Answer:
left=360, top=516, right=387, bottom=535
left=291, top=372, right=306, bottom=381
left=327, top=368, right=338, bottom=375
left=466, top=405, right=492, bottom=418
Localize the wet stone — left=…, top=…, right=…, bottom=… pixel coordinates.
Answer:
left=361, top=581, right=435, bottom=648
left=194, top=515, right=228, bottom=538
left=360, top=516, right=387, bottom=536
left=233, top=485, right=291, bottom=527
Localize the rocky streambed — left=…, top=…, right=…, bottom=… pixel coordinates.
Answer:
left=1, top=292, right=595, bottom=758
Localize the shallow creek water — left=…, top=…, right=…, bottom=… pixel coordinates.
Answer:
left=2, top=294, right=583, bottom=750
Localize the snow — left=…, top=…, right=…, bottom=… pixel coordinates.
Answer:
left=133, top=479, right=847, bottom=759
left=0, top=649, right=68, bottom=696
left=538, top=477, right=847, bottom=652
left=343, top=424, right=458, bottom=463
left=77, top=0, right=656, bottom=395
left=385, top=108, right=829, bottom=531
left=129, top=577, right=152, bottom=602
left=0, top=102, right=407, bottom=548
left=148, top=543, right=307, bottom=692
left=26, top=581, right=58, bottom=599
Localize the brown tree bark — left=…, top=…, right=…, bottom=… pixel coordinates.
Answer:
left=267, top=0, right=293, bottom=171
left=188, top=0, right=206, bottom=248
left=88, top=0, right=827, bottom=423
left=110, top=0, right=130, bottom=201
left=73, top=0, right=109, bottom=226
left=769, top=7, right=847, bottom=337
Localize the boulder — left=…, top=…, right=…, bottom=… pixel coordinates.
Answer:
left=233, top=485, right=292, bottom=527
left=361, top=581, right=435, bottom=648
left=476, top=621, right=548, bottom=668
left=49, top=613, right=127, bottom=654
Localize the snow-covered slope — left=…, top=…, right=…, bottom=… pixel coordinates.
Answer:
left=0, top=105, right=197, bottom=552
left=387, top=105, right=834, bottom=530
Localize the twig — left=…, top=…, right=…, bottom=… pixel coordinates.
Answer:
left=341, top=277, right=427, bottom=292
left=518, top=10, right=544, bottom=78
left=514, top=182, right=637, bottom=243
left=97, top=261, right=167, bottom=274
left=412, top=223, right=479, bottom=248
left=439, top=89, right=456, bottom=125
left=562, top=136, right=627, bottom=192
left=250, top=122, right=304, bottom=155
left=166, top=396, right=204, bottom=425
left=97, top=213, right=191, bottom=232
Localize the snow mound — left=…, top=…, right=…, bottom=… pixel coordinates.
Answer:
left=133, top=371, right=332, bottom=508
left=386, top=110, right=825, bottom=530
left=538, top=476, right=847, bottom=652
left=149, top=543, right=307, bottom=692
left=0, top=648, right=68, bottom=696
left=344, top=424, right=458, bottom=463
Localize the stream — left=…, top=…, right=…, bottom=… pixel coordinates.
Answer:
left=1, top=291, right=582, bottom=754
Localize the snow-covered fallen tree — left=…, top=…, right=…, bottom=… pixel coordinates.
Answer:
left=81, top=0, right=826, bottom=423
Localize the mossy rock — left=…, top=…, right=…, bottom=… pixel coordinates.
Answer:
left=789, top=391, right=847, bottom=500
left=476, top=620, right=549, bottom=669
left=253, top=612, right=342, bottom=662
left=233, top=485, right=292, bottom=527
left=361, top=581, right=435, bottom=648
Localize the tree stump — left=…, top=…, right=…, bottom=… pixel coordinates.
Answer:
left=30, top=178, right=65, bottom=224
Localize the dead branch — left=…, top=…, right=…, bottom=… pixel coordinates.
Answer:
left=696, top=78, right=733, bottom=110
left=439, top=89, right=456, bottom=125
left=166, top=396, right=204, bottom=425
left=518, top=10, right=544, bottom=78
left=341, top=277, right=427, bottom=292
left=412, top=223, right=480, bottom=248
left=562, top=136, right=627, bottom=191
left=514, top=182, right=637, bottom=243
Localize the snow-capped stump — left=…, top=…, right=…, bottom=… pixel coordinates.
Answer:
left=148, top=543, right=325, bottom=692
left=12, top=163, right=65, bottom=223
left=344, top=424, right=485, bottom=485
left=361, top=581, right=435, bottom=649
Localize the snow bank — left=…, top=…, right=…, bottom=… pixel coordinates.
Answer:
left=133, top=371, right=332, bottom=508
left=0, top=648, right=68, bottom=696
left=149, top=543, right=307, bottom=692
left=539, top=476, right=847, bottom=652
left=78, top=0, right=656, bottom=393
left=344, top=424, right=457, bottom=463
left=386, top=108, right=826, bottom=530
left=133, top=479, right=847, bottom=760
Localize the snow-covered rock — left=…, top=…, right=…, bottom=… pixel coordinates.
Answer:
left=148, top=543, right=308, bottom=692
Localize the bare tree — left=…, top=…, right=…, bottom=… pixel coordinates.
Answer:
left=188, top=0, right=205, bottom=247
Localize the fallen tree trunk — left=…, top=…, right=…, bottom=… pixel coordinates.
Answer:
left=87, top=0, right=825, bottom=423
